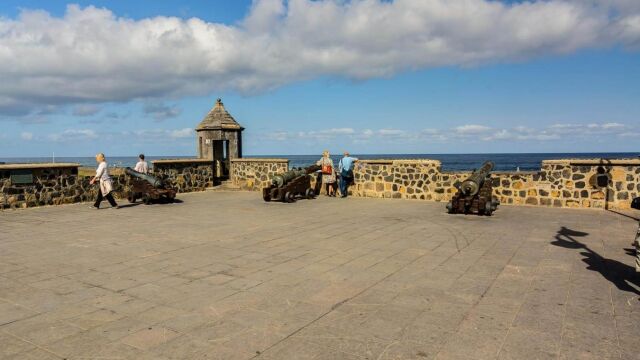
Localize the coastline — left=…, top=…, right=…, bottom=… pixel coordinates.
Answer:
left=2, top=152, right=638, bottom=172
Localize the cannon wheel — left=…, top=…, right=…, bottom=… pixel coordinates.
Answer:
left=263, top=191, right=271, bottom=202
left=128, top=195, right=136, bottom=203
left=483, top=200, right=493, bottom=216
left=285, top=191, right=295, bottom=203
left=305, top=188, right=315, bottom=199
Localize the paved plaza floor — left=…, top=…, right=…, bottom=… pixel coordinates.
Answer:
left=1, top=191, right=640, bottom=359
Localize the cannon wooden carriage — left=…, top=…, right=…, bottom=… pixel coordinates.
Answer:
left=125, top=167, right=177, bottom=204
left=263, top=165, right=321, bottom=203
left=446, top=161, right=499, bottom=216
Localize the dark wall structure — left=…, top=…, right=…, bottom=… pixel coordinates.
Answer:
left=0, top=160, right=217, bottom=209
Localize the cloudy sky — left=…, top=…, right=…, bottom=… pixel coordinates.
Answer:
left=0, top=0, right=639, bottom=157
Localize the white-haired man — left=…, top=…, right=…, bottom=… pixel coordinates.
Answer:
left=338, top=151, right=358, bottom=198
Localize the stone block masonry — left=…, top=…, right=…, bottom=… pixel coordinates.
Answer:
left=1, top=159, right=217, bottom=209
left=2, top=158, right=638, bottom=211
left=0, top=163, right=122, bottom=209
left=349, top=158, right=640, bottom=210
left=152, top=159, right=217, bottom=192
left=230, top=158, right=289, bottom=191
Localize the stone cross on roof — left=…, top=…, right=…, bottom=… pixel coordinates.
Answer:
left=195, top=98, right=244, bottom=131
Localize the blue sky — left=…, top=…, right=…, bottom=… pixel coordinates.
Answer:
left=0, top=0, right=639, bottom=156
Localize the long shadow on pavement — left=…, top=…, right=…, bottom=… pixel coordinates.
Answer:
left=552, top=226, right=640, bottom=296
left=120, top=198, right=184, bottom=208
left=607, top=209, right=640, bottom=222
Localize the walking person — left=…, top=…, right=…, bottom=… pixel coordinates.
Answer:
left=338, top=151, right=358, bottom=198
left=90, top=153, right=119, bottom=209
left=316, top=150, right=337, bottom=196
left=134, top=154, right=149, bottom=174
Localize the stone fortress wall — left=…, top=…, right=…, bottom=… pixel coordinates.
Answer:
left=0, top=160, right=216, bottom=209
left=230, top=158, right=289, bottom=191
left=349, top=158, right=640, bottom=210
left=2, top=158, right=638, bottom=211
left=1, top=164, right=104, bottom=209
left=152, top=159, right=217, bottom=192
left=230, top=158, right=639, bottom=211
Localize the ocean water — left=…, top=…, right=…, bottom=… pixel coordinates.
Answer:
left=1, top=153, right=637, bottom=171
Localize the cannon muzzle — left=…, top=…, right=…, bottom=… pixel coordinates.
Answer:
left=458, top=161, right=494, bottom=197
left=125, top=167, right=163, bottom=187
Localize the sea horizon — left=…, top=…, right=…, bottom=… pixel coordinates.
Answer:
left=2, top=152, right=638, bottom=172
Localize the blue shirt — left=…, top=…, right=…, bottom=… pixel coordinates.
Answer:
left=338, top=156, right=357, bottom=173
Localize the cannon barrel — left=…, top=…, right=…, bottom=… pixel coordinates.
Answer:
left=458, top=161, right=494, bottom=197
left=272, top=168, right=307, bottom=188
left=271, top=164, right=321, bottom=188
left=125, top=167, right=163, bottom=187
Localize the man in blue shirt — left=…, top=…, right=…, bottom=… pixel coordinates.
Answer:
left=338, top=151, right=358, bottom=198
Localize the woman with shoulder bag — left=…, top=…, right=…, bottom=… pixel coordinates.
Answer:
left=316, top=150, right=337, bottom=197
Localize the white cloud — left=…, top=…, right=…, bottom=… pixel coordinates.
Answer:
left=1, top=1, right=639, bottom=116
left=549, top=122, right=631, bottom=136
left=327, top=128, right=355, bottom=135
left=264, top=122, right=637, bottom=143
left=144, top=102, right=181, bottom=121
left=601, top=122, right=625, bottom=129
left=48, top=129, right=98, bottom=142
left=72, top=104, right=101, bottom=117
left=20, top=132, right=33, bottom=140
left=127, top=128, right=194, bottom=141
left=377, top=129, right=405, bottom=136
left=169, top=128, right=192, bottom=138
left=454, top=124, right=491, bottom=135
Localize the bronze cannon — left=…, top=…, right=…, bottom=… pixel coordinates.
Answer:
left=125, top=167, right=177, bottom=204
left=263, top=165, right=321, bottom=203
left=446, top=161, right=499, bottom=216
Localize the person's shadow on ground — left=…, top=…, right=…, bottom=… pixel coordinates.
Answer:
left=551, top=226, right=640, bottom=296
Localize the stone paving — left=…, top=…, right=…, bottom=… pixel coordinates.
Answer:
left=1, top=191, right=639, bottom=359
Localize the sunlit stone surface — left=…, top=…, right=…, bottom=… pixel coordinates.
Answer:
left=1, top=191, right=638, bottom=359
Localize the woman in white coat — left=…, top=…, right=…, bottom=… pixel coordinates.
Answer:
left=90, top=153, right=119, bottom=209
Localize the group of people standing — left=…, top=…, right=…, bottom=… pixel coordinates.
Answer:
left=316, top=151, right=358, bottom=198
left=90, top=153, right=148, bottom=210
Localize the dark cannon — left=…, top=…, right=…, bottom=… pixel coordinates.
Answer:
left=125, top=167, right=176, bottom=204
left=263, top=164, right=321, bottom=203
left=446, top=161, right=499, bottom=216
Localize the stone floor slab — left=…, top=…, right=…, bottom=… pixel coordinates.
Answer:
left=1, top=191, right=640, bottom=359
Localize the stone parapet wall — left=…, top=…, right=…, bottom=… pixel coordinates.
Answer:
left=351, top=160, right=442, bottom=200
left=0, top=163, right=130, bottom=209
left=488, top=160, right=639, bottom=209
left=230, top=158, right=289, bottom=191
left=348, top=158, right=640, bottom=210
left=3, top=158, right=638, bottom=211
left=1, top=159, right=217, bottom=209
left=152, top=159, right=216, bottom=192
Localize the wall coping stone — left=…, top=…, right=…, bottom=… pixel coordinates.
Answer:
left=542, top=158, right=640, bottom=166
left=0, top=163, right=80, bottom=170
left=152, top=158, right=214, bottom=165
left=231, top=158, right=289, bottom=163
left=358, top=159, right=442, bottom=165
left=439, top=171, right=540, bottom=175
left=492, top=171, right=539, bottom=175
